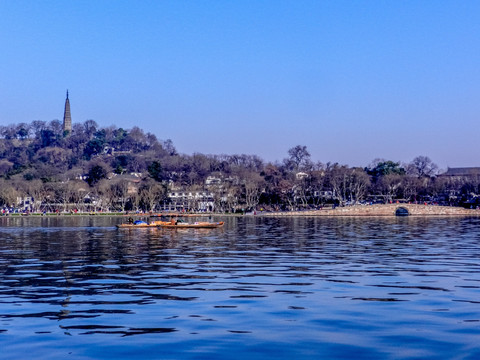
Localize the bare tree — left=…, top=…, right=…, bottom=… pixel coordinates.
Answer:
left=285, top=145, right=311, bottom=171
left=129, top=191, right=141, bottom=212
left=0, top=124, right=17, bottom=139
left=139, top=180, right=166, bottom=212
left=324, top=165, right=370, bottom=205
left=408, top=156, right=438, bottom=177
left=48, top=119, right=63, bottom=136
left=277, top=179, right=296, bottom=210
left=293, top=179, right=309, bottom=208
left=111, top=179, right=130, bottom=211
left=401, top=175, right=422, bottom=202
left=326, top=164, right=349, bottom=204
left=224, top=183, right=241, bottom=212
left=243, top=173, right=264, bottom=210
left=16, top=123, right=31, bottom=139
left=0, top=180, right=18, bottom=207
left=377, top=174, right=404, bottom=203
left=98, top=181, right=116, bottom=212
left=162, top=139, right=177, bottom=156
left=84, top=120, right=98, bottom=138
left=31, top=120, right=47, bottom=137
left=348, top=168, right=370, bottom=203
left=309, top=168, right=327, bottom=206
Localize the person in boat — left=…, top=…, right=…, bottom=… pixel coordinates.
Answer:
left=128, top=217, right=133, bottom=224
left=170, top=217, right=176, bottom=225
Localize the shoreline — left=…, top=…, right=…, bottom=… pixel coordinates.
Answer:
left=2, top=204, right=480, bottom=218
left=260, top=204, right=480, bottom=217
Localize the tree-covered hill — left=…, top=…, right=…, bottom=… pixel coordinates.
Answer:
left=0, top=120, right=478, bottom=212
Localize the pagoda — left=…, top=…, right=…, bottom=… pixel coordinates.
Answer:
left=63, top=90, right=72, bottom=133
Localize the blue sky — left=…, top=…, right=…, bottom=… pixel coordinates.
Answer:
left=1, top=1, right=479, bottom=169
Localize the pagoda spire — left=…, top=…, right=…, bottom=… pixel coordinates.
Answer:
left=63, top=90, right=72, bottom=133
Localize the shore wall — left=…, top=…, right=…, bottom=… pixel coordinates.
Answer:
left=262, top=204, right=480, bottom=217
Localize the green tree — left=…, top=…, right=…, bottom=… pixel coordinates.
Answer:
left=87, top=164, right=108, bottom=186
left=40, top=129, right=57, bottom=147
left=366, top=160, right=405, bottom=180
left=148, top=161, right=165, bottom=182
left=84, top=138, right=105, bottom=159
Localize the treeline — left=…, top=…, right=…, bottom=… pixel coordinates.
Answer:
left=0, top=120, right=478, bottom=212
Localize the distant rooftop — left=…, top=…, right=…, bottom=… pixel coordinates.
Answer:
left=441, top=167, right=480, bottom=176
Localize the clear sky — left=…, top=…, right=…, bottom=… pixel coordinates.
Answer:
left=1, top=1, right=479, bottom=170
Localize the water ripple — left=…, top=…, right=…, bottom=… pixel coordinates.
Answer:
left=0, top=216, right=480, bottom=359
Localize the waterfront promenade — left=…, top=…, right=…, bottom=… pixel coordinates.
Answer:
left=1, top=204, right=479, bottom=217
left=262, top=204, right=480, bottom=217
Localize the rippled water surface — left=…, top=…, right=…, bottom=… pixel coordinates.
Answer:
left=1, top=215, right=480, bottom=359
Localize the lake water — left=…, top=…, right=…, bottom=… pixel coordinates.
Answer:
left=1, top=215, right=480, bottom=359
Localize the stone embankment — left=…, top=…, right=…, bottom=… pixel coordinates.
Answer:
left=262, top=204, right=480, bottom=217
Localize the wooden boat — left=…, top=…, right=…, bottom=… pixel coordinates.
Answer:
left=117, top=220, right=224, bottom=229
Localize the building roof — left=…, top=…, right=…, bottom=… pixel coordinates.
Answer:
left=441, top=167, right=480, bottom=176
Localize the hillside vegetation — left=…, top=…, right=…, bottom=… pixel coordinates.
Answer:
left=0, top=120, right=478, bottom=212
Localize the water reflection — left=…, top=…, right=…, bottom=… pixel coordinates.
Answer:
left=1, top=216, right=480, bottom=359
